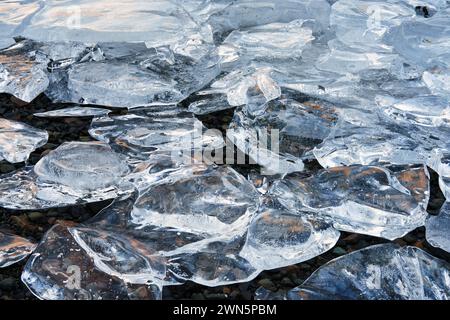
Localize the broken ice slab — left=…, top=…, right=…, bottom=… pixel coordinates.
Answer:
left=131, top=165, right=259, bottom=236
left=206, top=0, right=331, bottom=38
left=34, top=141, right=130, bottom=190
left=46, top=46, right=221, bottom=108
left=0, top=142, right=133, bottom=210
left=426, top=202, right=450, bottom=253
left=0, top=167, right=134, bottom=210
left=227, top=97, right=339, bottom=174
left=387, top=7, right=450, bottom=68
left=222, top=19, right=314, bottom=60
left=22, top=224, right=161, bottom=300
left=98, top=165, right=262, bottom=287
left=315, top=39, right=398, bottom=76
left=1, top=0, right=212, bottom=48
left=312, top=117, right=450, bottom=170
left=34, top=106, right=111, bottom=118
left=87, top=191, right=258, bottom=287
left=21, top=162, right=343, bottom=297
left=376, top=95, right=450, bottom=127
left=188, top=94, right=234, bottom=116
left=330, top=0, right=415, bottom=49
left=166, top=235, right=260, bottom=287
left=0, top=40, right=49, bottom=102
left=89, top=107, right=224, bottom=161
left=272, top=165, right=430, bottom=240
left=0, top=231, right=36, bottom=268
left=239, top=206, right=340, bottom=270
left=201, top=67, right=281, bottom=108
left=0, top=118, right=48, bottom=163
left=260, top=244, right=450, bottom=300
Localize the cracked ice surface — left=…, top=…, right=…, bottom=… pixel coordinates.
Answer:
left=271, top=165, right=430, bottom=239
left=0, top=231, right=36, bottom=268
left=0, top=117, right=48, bottom=163
left=1, top=0, right=450, bottom=300
left=21, top=163, right=339, bottom=299
left=257, top=244, right=450, bottom=300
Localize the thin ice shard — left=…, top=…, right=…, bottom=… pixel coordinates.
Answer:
left=89, top=107, right=224, bottom=160
left=227, top=96, right=338, bottom=174
left=131, top=165, right=259, bottom=236
left=0, top=40, right=49, bottom=102
left=0, top=231, right=36, bottom=268
left=204, top=67, right=282, bottom=108
left=2, top=0, right=212, bottom=48
left=34, top=107, right=111, bottom=118
left=376, top=95, right=450, bottom=127
left=188, top=94, right=234, bottom=115
left=0, top=118, right=48, bottom=163
left=223, top=19, right=314, bottom=60
left=272, top=165, right=430, bottom=240
left=22, top=224, right=161, bottom=300
left=258, top=244, right=450, bottom=300
left=426, top=202, right=450, bottom=253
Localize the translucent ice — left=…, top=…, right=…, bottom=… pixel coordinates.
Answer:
left=89, top=107, right=224, bottom=160
left=223, top=19, right=314, bottom=60
left=22, top=224, right=161, bottom=300
left=34, top=107, right=111, bottom=118
left=426, top=202, right=450, bottom=253
left=0, top=118, right=48, bottom=163
left=0, top=141, right=133, bottom=210
left=376, top=95, right=450, bottom=127
left=46, top=46, right=221, bottom=108
left=0, top=40, right=49, bottom=102
left=313, top=119, right=450, bottom=171
left=34, top=142, right=130, bottom=190
left=131, top=165, right=259, bottom=236
left=258, top=244, right=450, bottom=300
left=330, top=0, right=414, bottom=49
left=0, top=167, right=134, bottom=210
left=21, top=160, right=342, bottom=298
left=227, top=95, right=339, bottom=174
left=188, top=94, right=234, bottom=115
left=240, top=206, right=339, bottom=270
left=0, top=1, right=41, bottom=49
left=204, top=67, right=282, bottom=108
left=206, top=0, right=331, bottom=37
left=0, top=231, right=36, bottom=268
left=272, top=165, right=430, bottom=239
left=1, top=0, right=212, bottom=49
